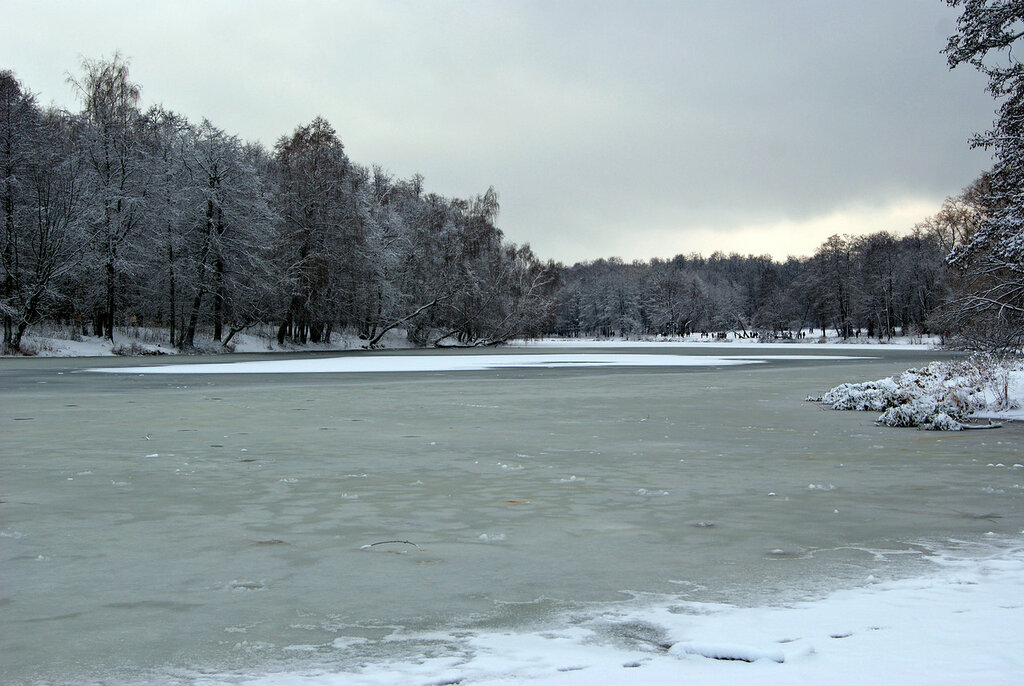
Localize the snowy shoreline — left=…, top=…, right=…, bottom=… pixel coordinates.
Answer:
left=186, top=537, right=1024, bottom=686
left=4, top=329, right=942, bottom=359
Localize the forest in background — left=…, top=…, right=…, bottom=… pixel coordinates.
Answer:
left=2, top=12, right=1021, bottom=355
left=1, top=57, right=560, bottom=354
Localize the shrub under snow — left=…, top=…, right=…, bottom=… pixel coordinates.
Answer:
left=809, top=358, right=1020, bottom=430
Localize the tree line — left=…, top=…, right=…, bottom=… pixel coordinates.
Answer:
left=2, top=24, right=1022, bottom=352
left=552, top=227, right=954, bottom=341
left=1, top=56, right=559, bottom=354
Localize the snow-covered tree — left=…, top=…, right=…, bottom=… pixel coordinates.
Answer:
left=272, top=117, right=353, bottom=344
left=134, top=106, right=193, bottom=346
left=176, top=121, right=276, bottom=348
left=809, top=235, right=860, bottom=339
left=0, top=70, right=39, bottom=349
left=1, top=72, right=91, bottom=352
left=71, top=54, right=148, bottom=341
left=944, top=0, right=1024, bottom=349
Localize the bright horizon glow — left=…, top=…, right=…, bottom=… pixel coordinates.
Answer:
left=587, top=198, right=944, bottom=263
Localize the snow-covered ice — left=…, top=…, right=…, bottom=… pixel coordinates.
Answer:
left=89, top=352, right=864, bottom=375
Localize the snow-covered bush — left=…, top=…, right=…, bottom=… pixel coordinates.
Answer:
left=927, top=412, right=963, bottom=431
left=808, top=357, right=1015, bottom=430
left=815, top=377, right=908, bottom=411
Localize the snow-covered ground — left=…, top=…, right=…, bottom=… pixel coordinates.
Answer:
left=199, top=539, right=1024, bottom=686
left=513, top=333, right=941, bottom=350
left=5, top=327, right=940, bottom=358
left=811, top=357, right=1024, bottom=428
left=6, top=326, right=413, bottom=358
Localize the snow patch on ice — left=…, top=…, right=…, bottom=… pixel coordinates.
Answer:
left=88, top=352, right=863, bottom=375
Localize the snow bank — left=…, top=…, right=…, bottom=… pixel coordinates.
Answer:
left=809, top=358, right=1023, bottom=429
left=195, top=539, right=1024, bottom=686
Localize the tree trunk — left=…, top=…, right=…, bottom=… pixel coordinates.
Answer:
left=167, top=234, right=176, bottom=347
left=212, top=189, right=225, bottom=341
left=277, top=315, right=289, bottom=345
left=213, top=256, right=224, bottom=342
left=12, top=321, right=25, bottom=351
left=183, top=197, right=218, bottom=349
left=183, top=286, right=204, bottom=349
left=3, top=146, right=15, bottom=350
left=368, top=298, right=440, bottom=348
left=222, top=323, right=248, bottom=348
left=105, top=258, right=115, bottom=341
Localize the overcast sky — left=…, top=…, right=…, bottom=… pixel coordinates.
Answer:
left=1, top=0, right=995, bottom=264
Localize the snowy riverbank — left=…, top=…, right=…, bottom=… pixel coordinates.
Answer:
left=5, top=326, right=414, bottom=358
left=196, top=538, right=1024, bottom=686
left=5, top=327, right=941, bottom=358
left=515, top=332, right=942, bottom=349
left=810, top=357, right=1024, bottom=429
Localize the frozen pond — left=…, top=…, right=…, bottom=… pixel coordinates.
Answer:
left=2, top=345, right=1022, bottom=684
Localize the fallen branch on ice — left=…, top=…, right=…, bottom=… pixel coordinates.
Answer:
left=361, top=540, right=422, bottom=550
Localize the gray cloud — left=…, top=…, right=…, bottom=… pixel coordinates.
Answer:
left=1, top=0, right=994, bottom=262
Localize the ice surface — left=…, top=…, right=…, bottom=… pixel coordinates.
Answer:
left=4, top=347, right=1021, bottom=685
